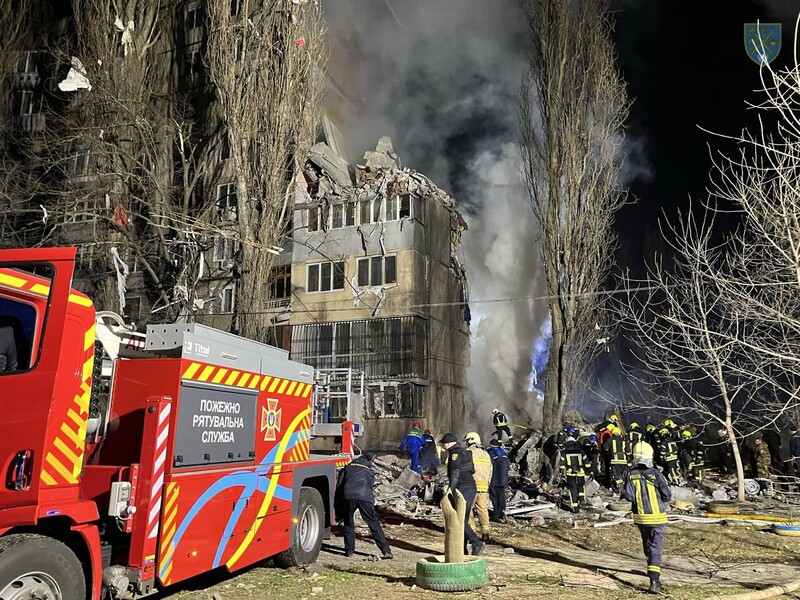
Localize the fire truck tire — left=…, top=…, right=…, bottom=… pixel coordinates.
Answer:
left=0, top=534, right=85, bottom=600
left=274, top=487, right=325, bottom=567
left=415, top=556, right=488, bottom=592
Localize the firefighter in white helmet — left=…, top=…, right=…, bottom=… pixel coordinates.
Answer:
left=492, top=408, right=512, bottom=442
left=464, top=432, right=493, bottom=541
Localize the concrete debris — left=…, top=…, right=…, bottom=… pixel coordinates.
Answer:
left=670, top=485, right=702, bottom=505
left=712, top=489, right=729, bottom=501
left=308, top=142, right=353, bottom=187
left=362, top=136, right=399, bottom=171
left=392, top=468, right=422, bottom=490
left=58, top=56, right=92, bottom=92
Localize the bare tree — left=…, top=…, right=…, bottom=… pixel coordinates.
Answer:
left=519, top=0, right=629, bottom=434
left=205, top=0, right=324, bottom=340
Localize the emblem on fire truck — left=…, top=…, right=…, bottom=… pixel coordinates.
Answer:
left=260, top=398, right=282, bottom=442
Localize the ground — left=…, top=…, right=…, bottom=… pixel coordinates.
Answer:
left=161, top=512, right=800, bottom=599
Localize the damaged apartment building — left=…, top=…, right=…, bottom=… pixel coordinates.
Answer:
left=265, top=136, right=471, bottom=449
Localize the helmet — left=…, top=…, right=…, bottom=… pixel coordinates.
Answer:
left=632, top=442, right=654, bottom=460
left=664, top=419, right=676, bottom=429
left=646, top=423, right=656, bottom=432
left=682, top=430, right=692, bottom=438
left=610, top=425, right=622, bottom=436
left=566, top=425, right=576, bottom=436
left=492, top=408, right=499, bottom=414
left=413, top=421, right=421, bottom=428
left=629, top=422, right=640, bottom=430
left=588, top=434, right=597, bottom=442
left=464, top=432, right=482, bottom=446
left=659, top=428, right=669, bottom=437
left=609, top=415, right=620, bottom=424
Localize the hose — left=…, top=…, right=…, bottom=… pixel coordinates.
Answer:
left=703, top=512, right=797, bottom=523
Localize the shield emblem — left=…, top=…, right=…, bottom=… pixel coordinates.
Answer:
left=744, top=23, right=781, bottom=65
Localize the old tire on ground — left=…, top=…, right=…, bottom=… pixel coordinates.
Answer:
left=773, top=523, right=800, bottom=537
left=0, top=533, right=85, bottom=600
left=416, top=556, right=488, bottom=592
left=607, top=501, right=632, bottom=512
left=274, top=486, right=325, bottom=568
left=707, top=500, right=740, bottom=515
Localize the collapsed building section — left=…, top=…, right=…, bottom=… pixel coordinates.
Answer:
left=265, top=136, right=470, bottom=449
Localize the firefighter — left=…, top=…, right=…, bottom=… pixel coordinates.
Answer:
left=627, top=422, right=643, bottom=446
left=337, top=453, right=393, bottom=559
left=464, top=432, right=492, bottom=541
left=439, top=433, right=484, bottom=556
left=599, top=414, right=621, bottom=432
left=644, top=423, right=658, bottom=446
left=559, top=433, right=590, bottom=512
left=492, top=408, right=513, bottom=442
left=488, top=439, right=509, bottom=522
left=603, top=426, right=629, bottom=493
left=399, top=421, right=424, bottom=474
left=580, top=433, right=602, bottom=478
left=622, top=442, right=671, bottom=595
left=754, top=437, right=772, bottom=479
left=658, top=428, right=681, bottom=485
left=419, top=429, right=439, bottom=475
left=681, top=430, right=705, bottom=482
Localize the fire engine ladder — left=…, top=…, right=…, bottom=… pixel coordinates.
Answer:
left=311, top=368, right=364, bottom=438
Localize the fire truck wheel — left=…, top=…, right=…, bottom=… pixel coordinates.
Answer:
left=0, top=534, right=85, bottom=600
left=274, top=486, right=325, bottom=567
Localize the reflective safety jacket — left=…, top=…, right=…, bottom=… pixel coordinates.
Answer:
left=622, top=466, right=671, bottom=526
left=493, top=411, right=509, bottom=427
left=603, top=435, right=629, bottom=465
left=659, top=438, right=679, bottom=463
left=467, top=446, right=492, bottom=492
left=560, top=440, right=590, bottom=476
left=627, top=430, right=643, bottom=447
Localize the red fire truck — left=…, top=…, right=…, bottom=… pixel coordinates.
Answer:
left=0, top=247, right=356, bottom=599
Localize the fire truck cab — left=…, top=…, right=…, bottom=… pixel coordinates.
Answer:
left=0, top=247, right=350, bottom=599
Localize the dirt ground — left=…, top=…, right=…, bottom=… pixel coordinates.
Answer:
left=161, top=512, right=800, bottom=600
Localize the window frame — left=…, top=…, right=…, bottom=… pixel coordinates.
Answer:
left=306, top=261, right=345, bottom=293
left=356, top=254, right=397, bottom=287
left=216, top=182, right=238, bottom=221
left=219, top=284, right=236, bottom=314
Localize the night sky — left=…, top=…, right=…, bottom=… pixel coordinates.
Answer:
left=613, top=0, right=797, bottom=272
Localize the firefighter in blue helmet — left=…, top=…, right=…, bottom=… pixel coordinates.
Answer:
left=399, top=421, right=424, bottom=474
left=623, top=442, right=671, bottom=595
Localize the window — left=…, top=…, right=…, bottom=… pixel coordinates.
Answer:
left=307, top=205, right=328, bottom=232
left=185, top=6, right=202, bottom=30
left=14, top=52, right=36, bottom=74
left=306, top=261, right=344, bottom=293
left=231, top=0, right=242, bottom=16
left=214, top=235, right=237, bottom=263
left=13, top=90, right=36, bottom=116
left=359, top=197, right=383, bottom=224
left=329, top=201, right=356, bottom=229
left=220, top=132, right=231, bottom=160
left=356, top=255, right=397, bottom=287
left=270, top=265, right=291, bottom=299
left=219, top=285, right=235, bottom=314
left=386, top=194, right=411, bottom=221
left=71, top=151, right=91, bottom=177
left=182, top=51, right=201, bottom=84
left=216, top=182, right=237, bottom=221
left=77, top=245, right=95, bottom=268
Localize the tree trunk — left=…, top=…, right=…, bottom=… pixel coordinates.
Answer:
left=542, top=306, right=565, bottom=435
left=726, top=417, right=746, bottom=502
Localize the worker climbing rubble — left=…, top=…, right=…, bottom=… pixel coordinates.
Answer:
left=419, top=429, right=440, bottom=475
left=622, top=441, right=671, bottom=595
left=439, top=433, right=484, bottom=556
left=488, top=438, right=509, bottom=522
left=492, top=408, right=513, bottom=442
left=580, top=433, right=602, bottom=478
left=464, top=432, right=492, bottom=541
left=559, top=431, right=591, bottom=513
left=399, top=421, right=425, bottom=474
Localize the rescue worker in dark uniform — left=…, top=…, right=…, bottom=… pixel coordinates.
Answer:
left=336, top=453, right=393, bottom=559
left=626, top=422, right=643, bottom=464
left=603, top=426, right=629, bottom=493
left=559, top=434, right=591, bottom=512
left=419, top=430, right=439, bottom=475
left=762, top=429, right=782, bottom=473
left=658, top=428, right=681, bottom=484
left=492, top=409, right=512, bottom=442
left=488, top=438, right=509, bottom=522
left=623, top=442, right=671, bottom=595
left=680, top=430, right=705, bottom=482
left=439, top=433, right=484, bottom=556
left=580, top=433, right=602, bottom=478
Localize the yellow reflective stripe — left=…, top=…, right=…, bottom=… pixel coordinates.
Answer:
left=648, top=566, right=661, bottom=572
left=0, top=272, right=26, bottom=288
left=68, top=293, right=93, bottom=307
left=45, top=453, right=77, bottom=484
left=182, top=362, right=201, bottom=379
left=40, top=470, right=57, bottom=486
left=237, top=373, right=251, bottom=388
left=260, top=376, right=272, bottom=391
left=60, top=422, right=83, bottom=447
left=249, top=375, right=261, bottom=389
left=634, top=479, right=644, bottom=514
left=286, top=381, right=298, bottom=396
left=212, top=368, right=228, bottom=384
left=277, top=379, right=289, bottom=394
left=268, top=378, right=281, bottom=393
left=84, top=324, right=95, bottom=351
left=646, top=480, right=661, bottom=516
left=197, top=365, right=215, bottom=382
left=225, top=370, right=241, bottom=385
left=30, top=283, right=50, bottom=296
